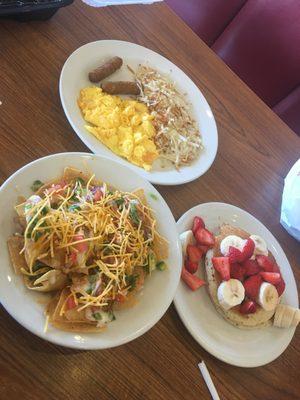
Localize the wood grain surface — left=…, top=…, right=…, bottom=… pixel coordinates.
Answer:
left=0, top=2, right=299, bottom=399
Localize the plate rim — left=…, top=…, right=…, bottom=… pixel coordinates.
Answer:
left=174, top=202, right=298, bottom=367
left=0, top=152, right=182, bottom=349
left=59, top=39, right=218, bottom=186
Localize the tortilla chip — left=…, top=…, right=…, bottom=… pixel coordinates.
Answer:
left=132, top=189, right=169, bottom=260
left=7, top=236, right=27, bottom=275
left=46, top=288, right=106, bottom=332
left=63, top=167, right=93, bottom=183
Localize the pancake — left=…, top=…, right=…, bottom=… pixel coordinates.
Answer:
left=205, top=224, right=275, bottom=329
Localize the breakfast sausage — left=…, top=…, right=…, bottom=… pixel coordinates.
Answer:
left=88, top=57, right=123, bottom=83
left=101, top=81, right=140, bottom=95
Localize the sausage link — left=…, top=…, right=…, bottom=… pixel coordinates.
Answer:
left=101, top=81, right=140, bottom=95
left=88, top=57, right=123, bottom=83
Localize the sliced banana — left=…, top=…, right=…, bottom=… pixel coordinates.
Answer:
left=217, top=279, right=245, bottom=310
left=179, top=230, right=194, bottom=257
left=220, top=235, right=245, bottom=256
left=258, top=282, right=279, bottom=311
left=273, top=304, right=300, bottom=328
left=249, top=234, right=268, bottom=256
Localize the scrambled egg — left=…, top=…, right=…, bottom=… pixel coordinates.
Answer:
left=78, top=87, right=159, bottom=171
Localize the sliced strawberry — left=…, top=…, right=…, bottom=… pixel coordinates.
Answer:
left=195, top=228, right=215, bottom=246
left=187, top=245, right=203, bottom=263
left=260, top=272, right=281, bottom=285
left=256, top=255, right=275, bottom=272
left=181, top=267, right=206, bottom=290
left=242, top=259, right=260, bottom=276
left=196, top=244, right=210, bottom=255
left=212, top=257, right=230, bottom=281
left=240, top=300, right=257, bottom=314
left=240, top=238, right=255, bottom=261
left=243, top=275, right=262, bottom=300
left=230, top=263, right=245, bottom=281
left=192, top=216, right=205, bottom=235
left=66, top=295, right=76, bottom=310
left=275, top=279, right=286, bottom=296
left=228, top=246, right=243, bottom=263
left=185, top=259, right=198, bottom=274
left=272, top=263, right=281, bottom=273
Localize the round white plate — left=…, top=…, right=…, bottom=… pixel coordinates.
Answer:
left=0, top=153, right=182, bottom=349
left=174, top=202, right=298, bottom=367
left=59, top=40, right=218, bottom=185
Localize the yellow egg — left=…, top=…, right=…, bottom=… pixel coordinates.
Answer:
left=78, top=87, right=159, bottom=170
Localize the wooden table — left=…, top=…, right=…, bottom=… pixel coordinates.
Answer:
left=0, top=2, right=299, bottom=399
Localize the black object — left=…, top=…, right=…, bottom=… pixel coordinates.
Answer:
left=0, top=0, right=74, bottom=21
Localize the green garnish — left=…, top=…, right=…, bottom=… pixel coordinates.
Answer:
left=32, top=262, right=46, bottom=272
left=125, top=274, right=138, bottom=291
left=156, top=261, right=167, bottom=271
left=93, top=312, right=102, bottom=321
left=148, top=250, right=157, bottom=272
left=149, top=193, right=158, bottom=201
left=129, top=203, right=140, bottom=225
left=31, top=180, right=44, bottom=192
left=76, top=177, right=85, bottom=185
left=33, top=231, right=43, bottom=242
left=88, top=274, right=98, bottom=284
left=115, top=197, right=125, bottom=209
left=69, top=204, right=81, bottom=213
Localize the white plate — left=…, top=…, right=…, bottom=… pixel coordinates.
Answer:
left=0, top=153, right=182, bottom=349
left=174, top=202, right=298, bottom=367
left=59, top=40, right=218, bottom=185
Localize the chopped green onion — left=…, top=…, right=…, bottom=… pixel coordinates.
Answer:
left=76, top=177, right=85, bottom=185
left=32, top=262, right=46, bottom=272
left=69, top=204, right=81, bottom=212
left=149, top=193, right=158, bottom=201
left=125, top=274, right=138, bottom=291
left=115, top=197, right=125, bottom=209
left=129, top=203, right=140, bottom=225
left=93, top=312, right=102, bottom=321
left=156, top=261, right=167, bottom=271
left=148, top=250, right=156, bottom=272
left=31, top=180, right=44, bottom=192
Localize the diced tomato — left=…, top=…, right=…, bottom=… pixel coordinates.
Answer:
left=195, top=228, right=215, bottom=246
left=181, top=267, right=206, bottom=291
left=212, top=257, right=230, bottom=281
left=185, top=259, right=198, bottom=274
left=73, top=234, right=88, bottom=253
left=192, top=216, right=205, bottom=235
left=115, top=293, right=126, bottom=303
left=66, top=296, right=76, bottom=310
left=69, top=251, right=77, bottom=265
left=93, top=188, right=103, bottom=201
left=187, top=244, right=202, bottom=263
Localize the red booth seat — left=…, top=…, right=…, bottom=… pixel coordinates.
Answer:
left=166, top=0, right=300, bottom=135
